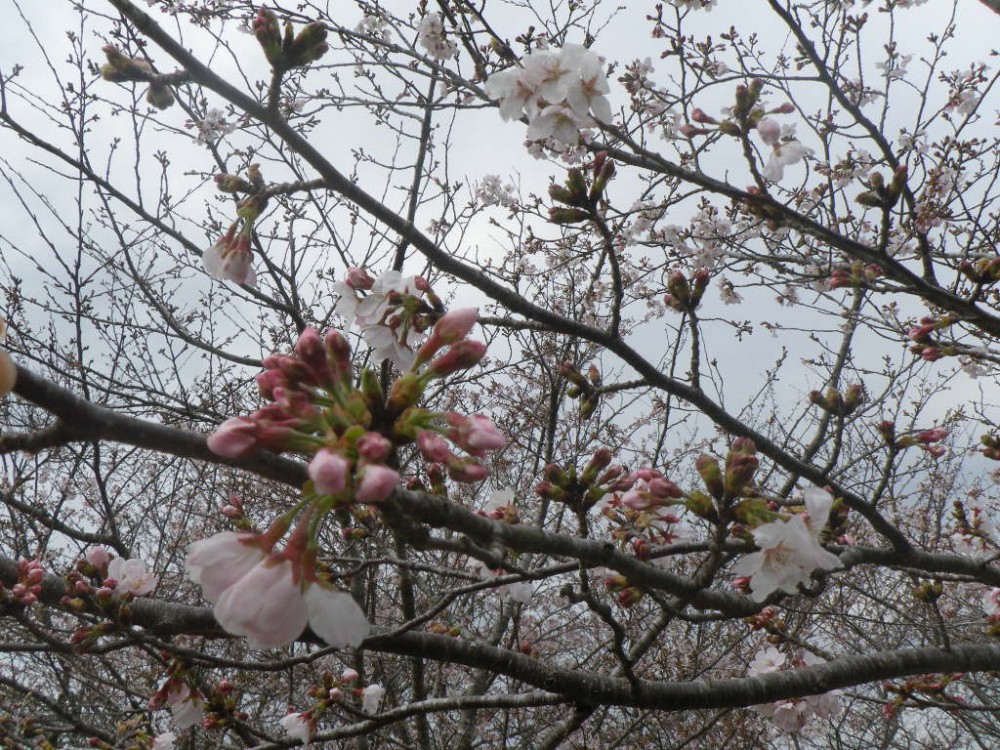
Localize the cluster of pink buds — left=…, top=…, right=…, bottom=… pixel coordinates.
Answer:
left=253, top=8, right=329, bottom=71
left=547, top=152, right=616, bottom=224
left=3, top=558, right=44, bottom=606
left=981, top=433, right=1000, bottom=461
left=99, top=45, right=175, bottom=110
left=604, top=468, right=687, bottom=548
left=202, top=190, right=266, bottom=286
left=958, top=256, right=1000, bottom=285
left=907, top=315, right=958, bottom=362
left=882, top=673, right=965, bottom=720
left=196, top=316, right=504, bottom=648
left=879, top=422, right=949, bottom=458
left=679, top=80, right=796, bottom=139
left=663, top=268, right=710, bottom=313
left=829, top=261, right=883, bottom=289
left=749, top=647, right=842, bottom=731
left=282, top=668, right=384, bottom=739
left=697, top=438, right=760, bottom=503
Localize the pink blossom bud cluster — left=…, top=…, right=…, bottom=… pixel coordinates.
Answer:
left=906, top=315, right=959, bottom=362
left=747, top=646, right=842, bottom=732
left=280, top=669, right=383, bottom=741
left=887, top=423, right=949, bottom=458
left=663, top=268, right=711, bottom=312
left=3, top=558, right=45, bottom=606
left=201, top=190, right=268, bottom=287
left=484, top=44, right=612, bottom=147
left=882, top=673, right=964, bottom=721
left=603, top=468, right=689, bottom=549
left=950, top=500, right=999, bottom=554
left=829, top=261, right=883, bottom=290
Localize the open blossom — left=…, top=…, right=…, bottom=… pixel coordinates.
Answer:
left=731, top=487, right=842, bottom=601
left=749, top=646, right=786, bottom=674
left=185, top=531, right=264, bottom=603
left=151, top=732, right=176, bottom=750
left=279, top=711, right=312, bottom=742
left=106, top=557, right=156, bottom=597
left=417, top=12, right=457, bottom=60
left=304, top=584, right=372, bottom=648
left=167, top=683, right=205, bottom=730
left=189, top=544, right=372, bottom=650
left=484, top=44, right=611, bottom=146
left=361, top=684, right=386, bottom=714
left=757, top=117, right=811, bottom=182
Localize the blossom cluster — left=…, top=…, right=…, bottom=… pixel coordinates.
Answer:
left=197, top=314, right=504, bottom=648
left=280, top=667, right=385, bottom=742
left=748, top=645, right=842, bottom=731
left=484, top=43, right=612, bottom=146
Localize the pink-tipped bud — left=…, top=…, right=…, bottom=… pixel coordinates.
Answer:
left=356, top=464, right=400, bottom=503
left=417, top=430, right=454, bottom=463
left=345, top=267, right=375, bottom=290
left=433, top=308, right=478, bottom=344
left=428, top=340, right=487, bottom=376
left=357, top=432, right=392, bottom=462
left=309, top=449, right=351, bottom=495
left=771, top=102, right=796, bottom=114
left=86, top=547, right=111, bottom=570
left=447, top=413, right=506, bottom=456
left=690, top=107, right=717, bottom=124
left=917, top=427, right=948, bottom=444
left=340, top=668, right=359, bottom=683
left=207, top=418, right=259, bottom=458
left=328, top=687, right=344, bottom=701
left=447, top=459, right=490, bottom=484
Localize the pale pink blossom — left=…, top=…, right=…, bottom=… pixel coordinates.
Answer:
left=341, top=667, right=360, bottom=682
left=106, top=557, right=156, bottom=597
left=202, top=231, right=255, bottom=286
left=279, top=711, right=312, bottom=742
left=417, top=12, right=457, bottom=60
left=308, top=448, right=351, bottom=495
left=447, top=414, right=506, bottom=455
left=982, top=587, right=1000, bottom=617
left=526, top=103, right=586, bottom=144
left=757, top=117, right=781, bottom=146
left=185, top=531, right=264, bottom=603
left=213, top=558, right=309, bottom=649
left=731, top=486, right=841, bottom=601
left=749, top=646, right=786, bottom=674
left=167, top=683, right=204, bottom=730
left=152, top=732, right=176, bottom=750
left=763, top=140, right=812, bottom=182
left=355, top=464, right=400, bottom=503
left=304, top=584, right=372, bottom=648
left=361, top=684, right=385, bottom=714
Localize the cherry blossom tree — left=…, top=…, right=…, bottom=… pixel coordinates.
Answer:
left=1, top=0, right=999, bottom=748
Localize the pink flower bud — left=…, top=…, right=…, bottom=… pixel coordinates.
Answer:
left=690, top=107, right=717, bottom=124
left=916, top=427, right=948, bottom=444
left=757, top=117, right=781, bottom=146
left=433, top=308, right=478, bottom=344
left=345, top=267, right=375, bottom=290
left=771, top=102, right=796, bottom=114
left=329, top=687, right=344, bottom=701
left=428, top=340, right=488, bottom=376
left=221, top=504, right=242, bottom=519
left=356, top=464, right=400, bottom=503
left=340, top=668, right=359, bottom=682
left=309, top=449, right=351, bottom=495
left=357, top=432, right=392, bottom=462
left=417, top=431, right=453, bottom=463
left=86, top=547, right=111, bottom=569
left=207, top=418, right=259, bottom=458
left=447, top=459, right=490, bottom=484
left=447, top=414, right=506, bottom=456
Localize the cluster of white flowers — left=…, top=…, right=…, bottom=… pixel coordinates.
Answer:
left=484, top=44, right=612, bottom=147
left=189, top=108, right=236, bottom=145
left=731, top=487, right=842, bottom=601
left=334, top=270, right=427, bottom=370
left=107, top=556, right=157, bottom=597
left=417, top=12, right=457, bottom=61
left=875, top=53, right=912, bottom=80
left=356, top=14, right=391, bottom=42
left=279, top=712, right=311, bottom=742
left=748, top=646, right=842, bottom=732
left=667, top=0, right=717, bottom=10
left=475, top=175, right=518, bottom=208
left=757, top=117, right=812, bottom=182
left=948, top=89, right=982, bottom=117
